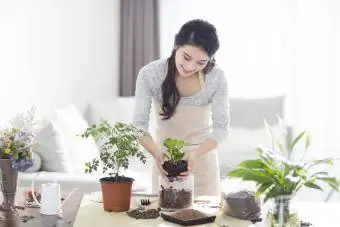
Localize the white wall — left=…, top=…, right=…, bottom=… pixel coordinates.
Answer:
left=159, top=0, right=293, bottom=98
left=0, top=0, right=120, bottom=124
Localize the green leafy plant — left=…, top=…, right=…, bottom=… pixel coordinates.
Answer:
left=79, top=120, right=147, bottom=182
left=227, top=117, right=340, bottom=204
left=163, top=138, right=186, bottom=164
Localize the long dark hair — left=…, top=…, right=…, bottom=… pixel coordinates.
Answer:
left=160, top=19, right=220, bottom=120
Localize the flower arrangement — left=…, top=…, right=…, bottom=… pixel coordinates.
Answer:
left=0, top=107, right=38, bottom=171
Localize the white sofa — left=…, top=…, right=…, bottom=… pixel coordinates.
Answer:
left=18, top=96, right=287, bottom=194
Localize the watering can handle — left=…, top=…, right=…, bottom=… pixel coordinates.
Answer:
left=30, top=172, right=41, bottom=206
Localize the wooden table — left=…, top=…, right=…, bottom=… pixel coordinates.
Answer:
left=0, top=187, right=84, bottom=227
left=74, top=193, right=253, bottom=227
left=74, top=192, right=340, bottom=227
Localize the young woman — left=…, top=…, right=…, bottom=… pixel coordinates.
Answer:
left=133, top=19, right=230, bottom=197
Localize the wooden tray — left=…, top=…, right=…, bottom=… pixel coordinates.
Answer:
left=160, top=212, right=216, bottom=226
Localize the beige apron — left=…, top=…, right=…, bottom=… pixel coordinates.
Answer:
left=152, top=72, right=221, bottom=197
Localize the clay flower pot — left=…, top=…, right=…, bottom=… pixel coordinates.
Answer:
left=100, top=176, right=134, bottom=212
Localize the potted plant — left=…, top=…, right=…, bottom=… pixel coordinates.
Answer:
left=0, top=107, right=38, bottom=211
left=79, top=120, right=147, bottom=212
left=159, top=138, right=193, bottom=211
left=227, top=118, right=340, bottom=226
left=162, top=138, right=188, bottom=177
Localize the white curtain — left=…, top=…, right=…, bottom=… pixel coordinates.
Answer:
left=288, top=0, right=340, bottom=162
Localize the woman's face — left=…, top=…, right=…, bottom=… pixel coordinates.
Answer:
left=175, top=45, right=210, bottom=77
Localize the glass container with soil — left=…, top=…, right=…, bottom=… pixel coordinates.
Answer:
left=159, top=138, right=195, bottom=211
left=159, top=175, right=194, bottom=212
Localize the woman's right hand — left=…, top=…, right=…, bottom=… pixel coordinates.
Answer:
left=155, top=154, right=168, bottom=176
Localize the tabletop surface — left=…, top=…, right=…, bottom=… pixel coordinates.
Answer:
left=0, top=187, right=84, bottom=227
left=73, top=192, right=340, bottom=227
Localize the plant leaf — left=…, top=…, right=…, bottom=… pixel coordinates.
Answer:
left=237, top=159, right=264, bottom=169
left=306, top=158, right=334, bottom=169
left=316, top=177, right=340, bottom=192
left=256, top=182, right=273, bottom=198
left=276, top=141, right=286, bottom=154
left=288, top=131, right=306, bottom=153
left=256, top=148, right=274, bottom=166
left=309, top=171, right=328, bottom=178
left=304, top=180, right=323, bottom=191
left=305, top=132, right=311, bottom=150
left=264, top=118, right=274, bottom=144
left=227, top=167, right=273, bottom=184
left=277, top=114, right=288, bottom=136
left=263, top=185, right=285, bottom=204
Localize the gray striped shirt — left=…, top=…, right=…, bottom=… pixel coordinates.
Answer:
left=133, top=58, right=230, bottom=145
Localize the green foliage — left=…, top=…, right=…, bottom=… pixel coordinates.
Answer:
left=79, top=119, right=147, bottom=181
left=163, top=138, right=186, bottom=164
left=227, top=116, right=340, bottom=204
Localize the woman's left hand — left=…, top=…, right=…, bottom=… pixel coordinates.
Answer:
left=180, top=151, right=198, bottom=178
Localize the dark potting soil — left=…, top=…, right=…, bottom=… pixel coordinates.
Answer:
left=222, top=190, right=261, bottom=221
left=169, top=209, right=208, bottom=221
left=159, top=187, right=192, bottom=210
left=20, top=215, right=36, bottom=223
left=99, top=176, right=134, bottom=183
left=126, top=208, right=161, bottom=219
left=300, top=221, right=313, bottom=226
left=162, top=160, right=188, bottom=177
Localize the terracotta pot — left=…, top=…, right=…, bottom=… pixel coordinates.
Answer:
left=100, top=176, right=134, bottom=212
left=0, top=159, right=18, bottom=210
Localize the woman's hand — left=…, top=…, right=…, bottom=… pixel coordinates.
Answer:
left=180, top=151, right=198, bottom=178
left=155, top=154, right=168, bottom=177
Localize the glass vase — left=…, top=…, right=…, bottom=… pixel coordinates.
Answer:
left=265, top=195, right=300, bottom=227
left=158, top=175, right=194, bottom=212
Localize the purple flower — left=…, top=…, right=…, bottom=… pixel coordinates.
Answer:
left=11, top=157, right=33, bottom=172
left=14, top=131, right=35, bottom=144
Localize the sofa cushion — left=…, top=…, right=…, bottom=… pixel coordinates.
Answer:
left=218, top=96, right=287, bottom=175
left=35, top=121, right=74, bottom=172
left=85, top=97, right=157, bottom=136
left=54, top=105, right=100, bottom=174
left=24, top=152, right=42, bottom=173
left=86, top=97, right=134, bottom=125
left=218, top=124, right=287, bottom=175
left=229, top=96, right=285, bottom=128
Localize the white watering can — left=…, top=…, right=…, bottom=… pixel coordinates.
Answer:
left=30, top=173, right=77, bottom=216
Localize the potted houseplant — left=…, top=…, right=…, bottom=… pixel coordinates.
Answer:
left=162, top=138, right=188, bottom=177
left=227, top=119, right=340, bottom=226
left=79, top=120, right=147, bottom=212
left=0, top=107, right=38, bottom=211
left=159, top=138, right=193, bottom=211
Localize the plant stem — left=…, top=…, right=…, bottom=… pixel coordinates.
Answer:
left=274, top=197, right=290, bottom=224
left=115, top=172, right=119, bottom=182
left=299, top=147, right=308, bottom=163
